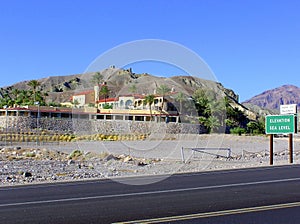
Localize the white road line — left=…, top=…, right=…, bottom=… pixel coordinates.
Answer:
left=1, top=177, right=300, bottom=208
left=0, top=164, right=297, bottom=191
left=117, top=202, right=300, bottom=224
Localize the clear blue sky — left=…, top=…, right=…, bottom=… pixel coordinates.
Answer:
left=1, top=0, right=299, bottom=102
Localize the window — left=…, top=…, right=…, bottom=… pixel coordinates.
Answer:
left=135, top=116, right=144, bottom=121
left=125, top=116, right=133, bottom=120
left=115, top=115, right=123, bottom=120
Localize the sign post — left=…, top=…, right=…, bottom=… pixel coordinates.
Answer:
left=289, top=133, right=293, bottom=163
left=265, top=114, right=296, bottom=165
left=270, top=134, right=273, bottom=165
left=280, top=104, right=297, bottom=164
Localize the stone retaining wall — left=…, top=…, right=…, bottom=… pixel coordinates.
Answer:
left=0, top=117, right=205, bottom=135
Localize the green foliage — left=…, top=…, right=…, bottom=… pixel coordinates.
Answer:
left=199, top=116, right=221, bottom=133
left=193, top=89, right=210, bottom=116
left=68, top=150, right=83, bottom=159
left=230, top=127, right=246, bottom=135
left=246, top=120, right=265, bottom=135
left=99, top=85, right=110, bottom=100
left=103, top=103, right=113, bottom=109
left=226, top=106, right=249, bottom=129
left=48, top=102, right=61, bottom=107
left=193, top=88, right=226, bottom=132
left=157, top=84, right=171, bottom=96
left=175, top=92, right=185, bottom=114
left=0, top=80, right=49, bottom=107
left=27, top=80, right=41, bottom=102
left=92, top=72, right=103, bottom=85
left=73, top=99, right=80, bottom=108
left=144, top=94, right=155, bottom=121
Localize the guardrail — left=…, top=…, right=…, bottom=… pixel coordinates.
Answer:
left=181, top=147, right=231, bottom=163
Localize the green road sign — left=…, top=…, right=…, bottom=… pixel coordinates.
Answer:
left=265, top=114, right=295, bottom=134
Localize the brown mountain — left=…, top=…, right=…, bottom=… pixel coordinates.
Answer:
left=1, top=67, right=259, bottom=119
left=242, top=84, right=300, bottom=111
left=0, top=67, right=239, bottom=104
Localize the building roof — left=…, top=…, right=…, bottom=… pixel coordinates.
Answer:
left=97, top=97, right=118, bottom=103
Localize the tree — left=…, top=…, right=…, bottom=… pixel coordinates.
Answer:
left=144, top=94, right=155, bottom=121
left=175, top=92, right=185, bottom=114
left=19, top=90, right=31, bottom=105
left=157, top=84, right=171, bottom=121
left=11, top=88, right=20, bottom=99
left=99, top=85, right=110, bottom=103
left=157, top=84, right=171, bottom=110
left=206, top=116, right=221, bottom=133
left=0, top=93, right=11, bottom=107
left=206, top=99, right=226, bottom=126
left=73, top=99, right=80, bottom=108
left=193, top=89, right=209, bottom=117
left=247, top=120, right=265, bottom=135
left=27, top=80, right=40, bottom=102
left=199, top=115, right=220, bottom=133
left=92, top=72, right=103, bottom=85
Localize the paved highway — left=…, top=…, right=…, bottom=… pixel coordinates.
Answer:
left=1, top=165, right=300, bottom=223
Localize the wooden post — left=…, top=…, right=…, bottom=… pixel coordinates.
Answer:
left=270, top=134, right=274, bottom=165
left=289, top=133, right=293, bottom=163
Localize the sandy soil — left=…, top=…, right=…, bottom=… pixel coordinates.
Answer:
left=1, top=134, right=300, bottom=186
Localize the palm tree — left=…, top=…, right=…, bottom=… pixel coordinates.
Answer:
left=199, top=115, right=220, bottom=133
left=92, top=72, right=103, bottom=85
left=157, top=84, right=171, bottom=121
left=12, top=89, right=23, bottom=106
left=19, top=90, right=30, bottom=105
left=157, top=84, right=171, bottom=110
left=0, top=93, right=11, bottom=107
left=144, top=94, right=155, bottom=121
left=99, top=85, right=110, bottom=104
left=175, top=92, right=185, bottom=114
left=207, top=116, right=221, bottom=133
left=11, top=88, right=20, bottom=100
left=27, top=80, right=40, bottom=102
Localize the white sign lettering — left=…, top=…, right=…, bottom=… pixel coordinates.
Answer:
left=280, top=104, right=297, bottom=115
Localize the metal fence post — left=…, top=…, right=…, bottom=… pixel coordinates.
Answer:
left=181, top=147, right=185, bottom=163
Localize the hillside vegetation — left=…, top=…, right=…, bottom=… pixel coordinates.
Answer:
left=0, top=67, right=264, bottom=134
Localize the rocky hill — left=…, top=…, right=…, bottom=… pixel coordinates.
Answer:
left=242, top=84, right=300, bottom=112
left=0, top=67, right=239, bottom=102
left=0, top=67, right=259, bottom=119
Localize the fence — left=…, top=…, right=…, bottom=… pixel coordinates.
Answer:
left=181, top=147, right=232, bottom=163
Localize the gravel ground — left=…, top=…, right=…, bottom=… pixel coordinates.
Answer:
left=1, top=134, right=300, bottom=186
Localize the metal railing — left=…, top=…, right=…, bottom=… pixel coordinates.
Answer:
left=181, top=147, right=231, bottom=163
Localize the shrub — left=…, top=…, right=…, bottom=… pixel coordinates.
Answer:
left=68, top=150, right=83, bottom=160
left=230, top=127, right=246, bottom=135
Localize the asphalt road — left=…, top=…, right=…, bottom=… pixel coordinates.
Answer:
left=1, top=165, right=300, bottom=224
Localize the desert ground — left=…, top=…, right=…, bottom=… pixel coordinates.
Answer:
left=1, top=134, right=300, bottom=186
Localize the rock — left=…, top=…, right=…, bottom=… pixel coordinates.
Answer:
left=23, top=172, right=32, bottom=178
left=123, top=156, right=132, bottom=162
left=68, top=160, right=75, bottom=165
left=104, top=154, right=117, bottom=162
left=137, top=161, right=147, bottom=166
